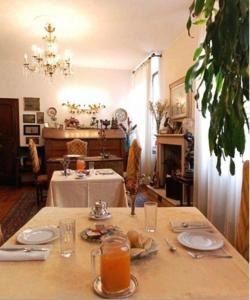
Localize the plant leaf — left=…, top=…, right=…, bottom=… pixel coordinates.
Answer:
left=194, top=0, right=205, bottom=16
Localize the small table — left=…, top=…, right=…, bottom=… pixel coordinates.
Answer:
left=47, top=169, right=127, bottom=207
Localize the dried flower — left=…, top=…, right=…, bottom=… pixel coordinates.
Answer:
left=149, top=100, right=169, bottom=132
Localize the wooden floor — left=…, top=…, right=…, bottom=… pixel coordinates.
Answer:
left=0, top=185, right=35, bottom=221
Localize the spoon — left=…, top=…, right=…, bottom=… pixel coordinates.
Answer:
left=164, top=238, right=177, bottom=252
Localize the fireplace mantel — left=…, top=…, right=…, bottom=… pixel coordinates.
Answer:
left=156, top=134, right=186, bottom=186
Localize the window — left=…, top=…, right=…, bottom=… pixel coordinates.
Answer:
left=150, top=56, right=160, bottom=156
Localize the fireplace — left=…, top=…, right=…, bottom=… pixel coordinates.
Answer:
left=156, top=134, right=186, bottom=187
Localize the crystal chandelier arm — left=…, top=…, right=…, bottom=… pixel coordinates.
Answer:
left=23, top=23, right=72, bottom=78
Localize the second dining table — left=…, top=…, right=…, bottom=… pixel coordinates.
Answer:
left=47, top=169, right=128, bottom=207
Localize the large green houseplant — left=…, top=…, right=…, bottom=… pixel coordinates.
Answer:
left=185, top=0, right=249, bottom=175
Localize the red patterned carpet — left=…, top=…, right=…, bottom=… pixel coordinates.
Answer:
left=1, top=191, right=40, bottom=242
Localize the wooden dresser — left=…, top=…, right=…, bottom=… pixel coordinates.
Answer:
left=42, top=128, right=126, bottom=178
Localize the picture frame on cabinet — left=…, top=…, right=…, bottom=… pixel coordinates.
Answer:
left=23, top=125, right=40, bottom=136
left=23, top=97, right=40, bottom=111
left=23, top=114, right=35, bottom=123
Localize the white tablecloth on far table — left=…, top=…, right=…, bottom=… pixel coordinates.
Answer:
left=47, top=169, right=127, bottom=207
left=0, top=207, right=248, bottom=300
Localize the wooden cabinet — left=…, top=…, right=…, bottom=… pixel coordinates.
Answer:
left=42, top=128, right=126, bottom=178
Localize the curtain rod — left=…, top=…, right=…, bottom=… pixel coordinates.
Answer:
left=132, top=52, right=162, bottom=74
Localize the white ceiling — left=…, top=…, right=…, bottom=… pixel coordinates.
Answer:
left=0, top=0, right=191, bottom=70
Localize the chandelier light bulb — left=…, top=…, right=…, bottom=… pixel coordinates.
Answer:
left=23, top=23, right=72, bottom=78
left=64, top=49, right=72, bottom=59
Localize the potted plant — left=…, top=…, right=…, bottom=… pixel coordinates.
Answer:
left=185, top=0, right=249, bottom=175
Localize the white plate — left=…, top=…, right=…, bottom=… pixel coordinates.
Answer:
left=17, top=226, right=59, bottom=245
left=89, top=212, right=112, bottom=220
left=98, top=169, right=114, bottom=175
left=114, top=108, right=128, bottom=122
left=177, top=231, right=224, bottom=251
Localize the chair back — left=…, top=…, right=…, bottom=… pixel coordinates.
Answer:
left=29, top=139, right=40, bottom=174
left=66, top=139, right=88, bottom=156
left=235, top=160, right=249, bottom=261
left=126, top=139, right=142, bottom=180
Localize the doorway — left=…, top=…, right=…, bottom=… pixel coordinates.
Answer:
left=0, top=98, right=19, bottom=184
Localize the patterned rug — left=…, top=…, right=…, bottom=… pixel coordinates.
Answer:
left=1, top=191, right=40, bottom=242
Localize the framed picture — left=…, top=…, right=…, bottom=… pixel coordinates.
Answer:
left=170, top=77, right=192, bottom=119
left=23, top=97, right=40, bottom=111
left=23, top=114, right=35, bottom=123
left=23, top=125, right=40, bottom=136
left=26, top=137, right=39, bottom=145
left=36, top=112, right=44, bottom=124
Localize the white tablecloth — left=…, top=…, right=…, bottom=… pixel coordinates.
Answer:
left=0, top=207, right=248, bottom=300
left=47, top=169, right=127, bottom=207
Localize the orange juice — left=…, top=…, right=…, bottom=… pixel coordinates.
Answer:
left=100, top=247, right=130, bottom=294
left=76, top=159, right=85, bottom=171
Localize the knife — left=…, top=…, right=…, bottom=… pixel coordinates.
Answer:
left=0, top=247, right=49, bottom=252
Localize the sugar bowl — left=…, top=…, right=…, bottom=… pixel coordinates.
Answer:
left=90, top=200, right=111, bottom=220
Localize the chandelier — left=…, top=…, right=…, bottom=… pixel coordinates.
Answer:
left=23, top=23, right=72, bottom=78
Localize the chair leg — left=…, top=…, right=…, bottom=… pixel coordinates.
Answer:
left=36, top=186, right=40, bottom=206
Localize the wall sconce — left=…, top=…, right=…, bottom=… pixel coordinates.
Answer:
left=62, top=101, right=105, bottom=114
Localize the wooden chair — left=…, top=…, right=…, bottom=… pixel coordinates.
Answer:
left=235, top=160, right=249, bottom=261
left=66, top=139, right=88, bottom=156
left=29, top=139, right=49, bottom=205
left=125, top=139, right=142, bottom=214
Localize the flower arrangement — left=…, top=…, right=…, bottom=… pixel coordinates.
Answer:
left=149, top=100, right=169, bottom=133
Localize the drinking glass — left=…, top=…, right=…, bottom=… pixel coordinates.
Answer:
left=91, top=234, right=131, bottom=295
left=59, top=218, right=76, bottom=258
left=76, top=159, right=86, bottom=172
left=89, top=161, right=95, bottom=175
left=144, top=201, right=158, bottom=232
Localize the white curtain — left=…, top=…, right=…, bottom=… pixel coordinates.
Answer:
left=129, top=60, right=152, bottom=175
left=194, top=90, right=250, bottom=244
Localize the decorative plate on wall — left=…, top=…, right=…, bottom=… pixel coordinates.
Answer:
left=47, top=107, right=57, bottom=117
left=114, top=108, right=128, bottom=122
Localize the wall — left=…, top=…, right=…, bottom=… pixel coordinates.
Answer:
left=0, top=61, right=131, bottom=146
left=160, top=27, right=199, bottom=128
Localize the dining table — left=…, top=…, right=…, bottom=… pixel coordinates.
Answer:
left=47, top=169, right=128, bottom=207
left=0, top=206, right=248, bottom=300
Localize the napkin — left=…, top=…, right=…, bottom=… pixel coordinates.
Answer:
left=0, top=245, right=51, bottom=261
left=170, top=221, right=211, bottom=233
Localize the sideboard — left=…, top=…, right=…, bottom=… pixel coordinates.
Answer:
left=42, top=128, right=126, bottom=178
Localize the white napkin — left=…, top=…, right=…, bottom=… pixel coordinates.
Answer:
left=170, top=221, right=211, bottom=232
left=0, top=245, right=51, bottom=261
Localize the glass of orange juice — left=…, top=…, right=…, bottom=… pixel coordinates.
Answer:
left=76, top=159, right=86, bottom=172
left=91, top=234, right=131, bottom=295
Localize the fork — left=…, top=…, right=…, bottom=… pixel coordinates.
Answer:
left=187, top=251, right=232, bottom=259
